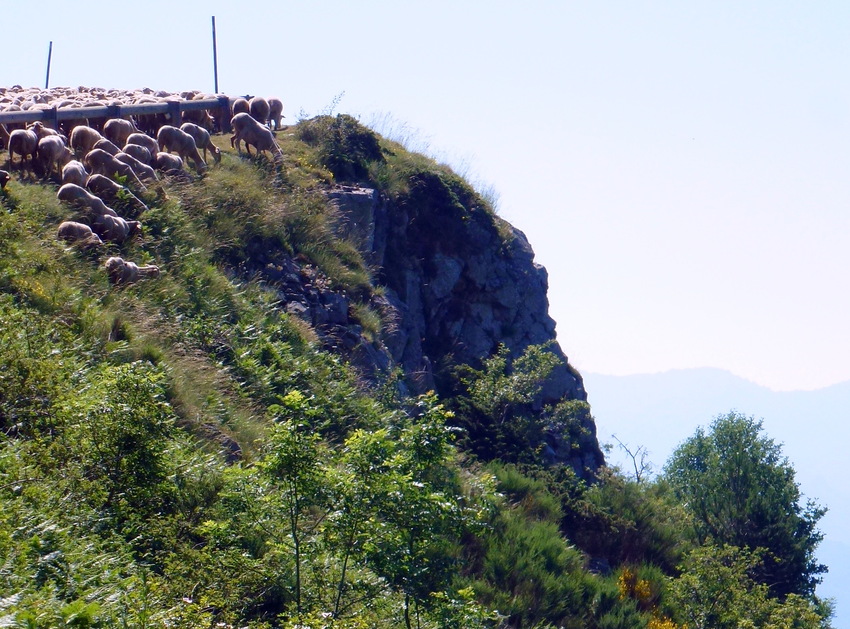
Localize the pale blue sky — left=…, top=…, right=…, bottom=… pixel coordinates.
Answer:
left=6, top=1, right=849, bottom=392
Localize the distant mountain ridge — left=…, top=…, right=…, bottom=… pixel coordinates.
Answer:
left=583, top=367, right=850, bottom=624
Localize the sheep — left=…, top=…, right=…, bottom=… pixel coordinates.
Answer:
left=105, top=256, right=160, bottom=284
left=91, top=213, right=141, bottom=244
left=69, top=125, right=103, bottom=157
left=180, top=122, right=221, bottom=164
left=229, top=112, right=283, bottom=161
left=57, top=182, right=118, bottom=217
left=0, top=170, right=10, bottom=189
left=231, top=97, right=249, bottom=117
left=121, top=143, right=152, bottom=165
left=125, top=132, right=160, bottom=160
left=8, top=128, right=39, bottom=172
left=92, top=138, right=122, bottom=156
left=62, top=160, right=89, bottom=187
left=36, top=135, right=73, bottom=178
left=86, top=173, right=149, bottom=216
left=103, top=118, right=137, bottom=146
left=156, top=125, right=206, bottom=173
left=27, top=121, right=64, bottom=141
left=57, top=220, right=103, bottom=248
left=0, top=123, right=10, bottom=149
left=249, top=96, right=270, bottom=125
left=268, top=97, right=285, bottom=130
left=84, top=148, right=147, bottom=191
left=182, top=107, right=214, bottom=130
left=115, top=152, right=158, bottom=183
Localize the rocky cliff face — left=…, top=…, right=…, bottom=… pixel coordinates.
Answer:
left=242, top=168, right=603, bottom=475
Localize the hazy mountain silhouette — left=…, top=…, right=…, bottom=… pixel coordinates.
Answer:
left=584, top=368, right=849, bottom=624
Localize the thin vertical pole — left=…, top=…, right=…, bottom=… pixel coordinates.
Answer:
left=44, top=41, right=53, bottom=89
left=212, top=16, right=219, bottom=94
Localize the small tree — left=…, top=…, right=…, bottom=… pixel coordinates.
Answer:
left=663, top=412, right=826, bottom=600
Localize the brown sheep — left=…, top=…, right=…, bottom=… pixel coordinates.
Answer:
left=249, top=96, right=270, bottom=125
left=57, top=220, right=103, bottom=248
left=180, top=122, right=221, bottom=164
left=230, top=113, right=282, bottom=161
left=84, top=148, right=147, bottom=191
left=8, top=128, right=38, bottom=171
left=268, top=97, right=285, bottom=130
left=105, top=256, right=160, bottom=284
left=156, top=125, right=206, bottom=173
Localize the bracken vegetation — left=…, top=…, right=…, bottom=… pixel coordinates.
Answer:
left=0, top=115, right=834, bottom=627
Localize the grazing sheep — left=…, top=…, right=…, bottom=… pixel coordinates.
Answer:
left=69, top=125, right=104, bottom=157
left=153, top=151, right=184, bottom=172
left=105, top=256, right=159, bottom=284
left=8, top=128, right=38, bottom=171
left=121, top=143, right=152, bottom=165
left=84, top=148, right=147, bottom=191
left=57, top=220, right=103, bottom=248
left=91, top=213, right=141, bottom=244
left=57, top=182, right=118, bottom=217
left=115, top=151, right=158, bottom=183
left=62, top=160, right=89, bottom=187
left=182, top=107, right=214, bottom=130
left=0, top=170, right=10, bottom=189
left=86, top=173, right=149, bottom=216
left=125, top=132, right=160, bottom=160
left=249, top=96, right=270, bottom=125
left=180, top=122, right=221, bottom=164
left=229, top=112, right=283, bottom=160
left=103, top=118, right=137, bottom=147
left=0, top=124, right=10, bottom=149
left=36, top=135, right=73, bottom=178
left=268, top=97, right=285, bottom=130
left=156, top=125, right=206, bottom=173
left=92, top=138, right=122, bottom=156
left=231, top=97, right=249, bottom=117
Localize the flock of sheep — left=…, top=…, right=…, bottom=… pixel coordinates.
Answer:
left=0, top=86, right=285, bottom=285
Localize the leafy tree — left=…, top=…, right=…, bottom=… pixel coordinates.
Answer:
left=663, top=412, right=826, bottom=600
left=667, top=544, right=827, bottom=629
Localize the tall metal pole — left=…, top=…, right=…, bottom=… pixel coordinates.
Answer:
left=45, top=41, right=53, bottom=89
left=212, top=16, right=219, bottom=94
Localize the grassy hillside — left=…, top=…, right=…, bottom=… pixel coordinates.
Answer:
left=0, top=116, right=832, bottom=628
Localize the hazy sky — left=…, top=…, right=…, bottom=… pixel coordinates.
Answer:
left=6, top=1, right=850, bottom=391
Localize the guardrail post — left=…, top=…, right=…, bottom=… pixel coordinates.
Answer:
left=46, top=107, right=59, bottom=131
left=168, top=101, right=182, bottom=127
left=218, top=95, right=231, bottom=133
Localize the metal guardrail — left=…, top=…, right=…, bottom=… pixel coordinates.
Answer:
left=0, top=95, right=234, bottom=132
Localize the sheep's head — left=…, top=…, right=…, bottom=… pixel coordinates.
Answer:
left=0, top=170, right=10, bottom=189
left=128, top=221, right=142, bottom=237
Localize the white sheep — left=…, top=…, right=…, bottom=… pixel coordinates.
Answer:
left=115, top=152, right=159, bottom=183
left=105, top=256, right=160, bottom=284
left=229, top=113, right=282, bottom=161
left=85, top=173, right=149, bottom=215
left=179, top=122, right=221, bottom=164
left=249, top=96, right=270, bottom=125
left=121, top=143, right=152, bottom=165
left=91, top=213, right=141, bottom=244
left=125, top=133, right=160, bottom=161
left=57, top=182, right=118, bottom=217
left=37, top=135, right=73, bottom=178
left=156, top=125, right=206, bottom=173
left=84, top=148, right=147, bottom=191
left=103, top=118, right=138, bottom=147
left=61, top=160, right=89, bottom=187
left=92, top=138, right=122, bottom=156
left=57, top=220, right=103, bottom=248
left=69, top=125, right=103, bottom=157
left=8, top=128, right=38, bottom=171
left=231, top=97, right=250, bottom=117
